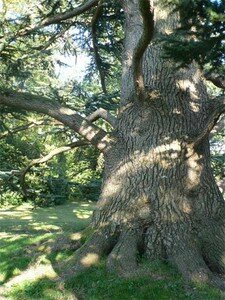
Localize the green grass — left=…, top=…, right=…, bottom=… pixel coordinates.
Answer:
left=0, top=201, right=93, bottom=299
left=0, top=202, right=224, bottom=300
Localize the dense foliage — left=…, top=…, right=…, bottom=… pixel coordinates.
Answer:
left=163, top=0, right=225, bottom=74
left=0, top=88, right=104, bottom=206
left=0, top=0, right=122, bottom=206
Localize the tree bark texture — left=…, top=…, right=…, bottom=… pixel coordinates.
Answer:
left=72, top=0, right=225, bottom=289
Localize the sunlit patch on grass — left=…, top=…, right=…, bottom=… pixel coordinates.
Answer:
left=74, top=212, right=92, bottom=219
left=21, top=216, right=33, bottom=220
left=2, top=264, right=58, bottom=294
left=0, top=232, right=23, bottom=238
left=0, top=202, right=92, bottom=291
left=73, top=208, right=93, bottom=219
left=29, top=223, right=60, bottom=231
left=48, top=216, right=58, bottom=219
left=0, top=274, right=4, bottom=282
left=4, top=278, right=78, bottom=300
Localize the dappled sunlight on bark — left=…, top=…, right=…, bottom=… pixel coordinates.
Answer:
left=81, top=253, right=100, bottom=267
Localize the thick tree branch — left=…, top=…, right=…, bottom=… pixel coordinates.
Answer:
left=91, top=0, right=107, bottom=94
left=121, top=0, right=154, bottom=103
left=191, top=103, right=225, bottom=147
left=133, top=0, right=154, bottom=99
left=0, top=0, right=99, bottom=54
left=19, top=0, right=99, bottom=36
left=204, top=72, right=225, bottom=91
left=0, top=91, right=110, bottom=151
left=86, top=108, right=117, bottom=127
left=31, top=25, right=71, bottom=51
left=211, top=115, right=225, bottom=136
left=20, top=140, right=88, bottom=196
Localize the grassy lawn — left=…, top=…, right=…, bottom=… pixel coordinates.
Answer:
left=0, top=201, right=224, bottom=300
left=0, top=201, right=93, bottom=299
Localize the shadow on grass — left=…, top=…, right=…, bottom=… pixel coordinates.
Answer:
left=0, top=202, right=94, bottom=235
left=1, top=203, right=224, bottom=300
left=0, top=202, right=93, bottom=285
left=4, top=276, right=78, bottom=300
left=5, top=261, right=224, bottom=300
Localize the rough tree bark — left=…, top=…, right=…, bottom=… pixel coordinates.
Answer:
left=1, top=0, right=225, bottom=290
left=65, top=0, right=225, bottom=289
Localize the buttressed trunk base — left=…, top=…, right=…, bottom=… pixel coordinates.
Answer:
left=60, top=97, right=225, bottom=290
left=58, top=0, right=225, bottom=291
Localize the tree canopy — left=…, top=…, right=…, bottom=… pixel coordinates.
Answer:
left=164, top=0, right=225, bottom=76
left=0, top=0, right=224, bottom=90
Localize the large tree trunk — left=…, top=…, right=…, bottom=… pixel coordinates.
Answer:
left=67, top=0, right=225, bottom=289
left=0, top=0, right=224, bottom=290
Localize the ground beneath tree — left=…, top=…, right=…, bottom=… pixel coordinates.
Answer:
left=0, top=202, right=224, bottom=300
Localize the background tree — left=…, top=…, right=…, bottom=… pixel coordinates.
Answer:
left=0, top=0, right=225, bottom=290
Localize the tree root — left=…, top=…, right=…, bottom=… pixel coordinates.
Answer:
left=106, top=228, right=140, bottom=276
left=53, top=220, right=225, bottom=292
left=145, top=224, right=166, bottom=260
left=201, top=222, right=225, bottom=274
left=57, top=226, right=117, bottom=279
left=169, top=235, right=225, bottom=291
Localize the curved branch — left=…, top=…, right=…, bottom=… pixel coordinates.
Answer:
left=211, top=115, right=225, bottom=136
left=204, top=72, right=225, bottom=91
left=91, top=0, right=107, bottom=94
left=133, top=0, right=154, bottom=99
left=121, top=0, right=154, bottom=102
left=86, top=108, right=117, bottom=127
left=0, top=0, right=99, bottom=54
left=191, top=103, right=225, bottom=147
left=20, top=140, right=89, bottom=196
left=0, top=91, right=110, bottom=151
left=31, top=25, right=71, bottom=51
left=19, top=0, right=99, bottom=36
